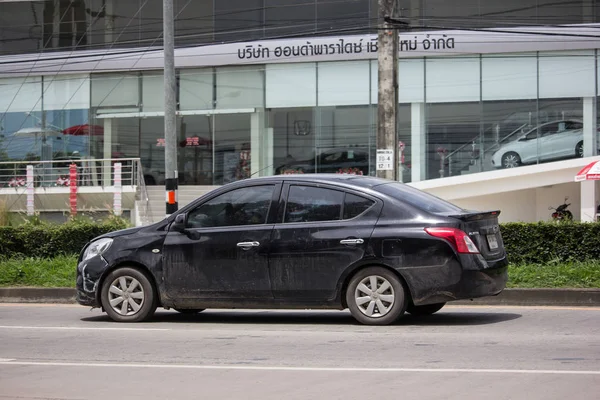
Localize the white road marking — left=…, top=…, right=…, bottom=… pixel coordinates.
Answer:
left=0, top=325, right=169, bottom=331
left=0, top=360, right=598, bottom=375
left=0, top=358, right=16, bottom=362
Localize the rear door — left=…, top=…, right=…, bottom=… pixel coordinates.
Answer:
left=268, top=183, right=382, bottom=301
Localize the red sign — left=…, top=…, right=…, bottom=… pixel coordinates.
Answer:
left=186, top=137, right=200, bottom=147
left=156, top=138, right=166, bottom=147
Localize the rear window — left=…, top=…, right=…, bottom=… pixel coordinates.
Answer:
left=376, top=183, right=463, bottom=214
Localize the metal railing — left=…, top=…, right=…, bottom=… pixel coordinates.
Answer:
left=446, top=123, right=530, bottom=177
left=0, top=158, right=141, bottom=188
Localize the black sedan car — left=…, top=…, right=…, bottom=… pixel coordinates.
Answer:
left=76, top=174, right=508, bottom=325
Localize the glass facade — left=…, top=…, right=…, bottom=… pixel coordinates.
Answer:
left=2, top=0, right=599, bottom=55
left=1, top=50, right=599, bottom=186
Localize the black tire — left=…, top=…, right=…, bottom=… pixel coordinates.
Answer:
left=174, top=308, right=205, bottom=314
left=576, top=141, right=583, bottom=158
left=406, top=302, right=446, bottom=316
left=346, top=267, right=407, bottom=326
left=501, top=152, right=521, bottom=168
left=100, top=267, right=157, bottom=322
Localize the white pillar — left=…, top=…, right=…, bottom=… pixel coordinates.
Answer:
left=583, top=97, right=598, bottom=157
left=411, top=102, right=426, bottom=182
left=103, top=118, right=112, bottom=186
left=113, top=162, right=122, bottom=216
left=581, top=98, right=597, bottom=222
left=26, top=165, right=34, bottom=216
left=251, top=109, right=273, bottom=177
left=581, top=181, right=597, bottom=222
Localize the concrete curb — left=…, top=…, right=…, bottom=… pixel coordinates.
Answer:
left=0, top=288, right=76, bottom=304
left=0, top=287, right=599, bottom=306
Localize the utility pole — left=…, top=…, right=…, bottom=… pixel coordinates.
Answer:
left=376, top=0, right=399, bottom=180
left=163, top=0, right=178, bottom=216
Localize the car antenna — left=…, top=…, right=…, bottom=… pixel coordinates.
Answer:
left=248, top=164, right=275, bottom=179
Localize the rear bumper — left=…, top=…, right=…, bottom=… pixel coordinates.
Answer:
left=400, top=255, right=509, bottom=306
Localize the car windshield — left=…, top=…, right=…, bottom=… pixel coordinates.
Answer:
left=376, top=182, right=464, bottom=214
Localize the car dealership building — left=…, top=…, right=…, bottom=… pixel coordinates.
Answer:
left=0, top=0, right=599, bottom=223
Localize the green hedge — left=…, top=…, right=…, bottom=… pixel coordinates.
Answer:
left=0, top=218, right=129, bottom=259
left=0, top=219, right=598, bottom=264
left=501, top=222, right=600, bottom=264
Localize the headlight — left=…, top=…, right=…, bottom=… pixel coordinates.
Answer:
left=82, top=238, right=113, bottom=261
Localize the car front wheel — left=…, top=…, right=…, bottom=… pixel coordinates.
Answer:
left=100, top=267, right=157, bottom=322
left=346, top=267, right=407, bottom=325
left=576, top=141, right=583, bottom=158
left=501, top=152, right=521, bottom=168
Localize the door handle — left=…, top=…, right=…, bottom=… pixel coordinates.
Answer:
left=237, top=241, right=260, bottom=250
left=340, top=238, right=364, bottom=245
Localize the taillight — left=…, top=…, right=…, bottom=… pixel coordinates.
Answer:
left=425, top=227, right=480, bottom=254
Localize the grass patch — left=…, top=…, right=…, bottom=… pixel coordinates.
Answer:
left=0, top=255, right=77, bottom=288
left=0, top=257, right=599, bottom=289
left=507, top=261, right=600, bottom=288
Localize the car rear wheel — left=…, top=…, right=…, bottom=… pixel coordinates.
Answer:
left=501, top=152, right=521, bottom=168
left=406, top=302, right=446, bottom=316
left=174, top=308, right=205, bottom=314
left=576, top=141, right=583, bottom=158
left=100, top=267, right=157, bottom=322
left=346, top=267, right=407, bottom=325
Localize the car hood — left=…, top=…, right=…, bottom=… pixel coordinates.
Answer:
left=98, top=226, right=144, bottom=239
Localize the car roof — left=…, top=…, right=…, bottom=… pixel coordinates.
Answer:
left=235, top=174, right=392, bottom=189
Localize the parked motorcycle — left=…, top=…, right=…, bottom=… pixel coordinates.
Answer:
left=549, top=197, right=573, bottom=222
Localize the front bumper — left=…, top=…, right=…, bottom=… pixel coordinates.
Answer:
left=75, top=256, right=109, bottom=307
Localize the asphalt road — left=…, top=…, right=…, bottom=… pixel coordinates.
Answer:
left=0, top=304, right=599, bottom=400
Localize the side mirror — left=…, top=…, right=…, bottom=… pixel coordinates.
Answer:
left=171, top=213, right=187, bottom=232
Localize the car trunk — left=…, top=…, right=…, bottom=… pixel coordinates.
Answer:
left=439, top=210, right=506, bottom=261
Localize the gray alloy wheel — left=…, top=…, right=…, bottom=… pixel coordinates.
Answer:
left=101, top=267, right=157, bottom=322
left=346, top=267, right=407, bottom=325
left=406, top=302, right=446, bottom=316
left=501, top=152, right=521, bottom=168
left=576, top=141, right=584, bottom=158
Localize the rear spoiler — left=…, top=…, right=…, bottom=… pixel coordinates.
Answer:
left=442, top=210, right=501, bottom=222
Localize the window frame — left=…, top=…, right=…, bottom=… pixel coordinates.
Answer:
left=184, top=183, right=282, bottom=230
left=277, top=182, right=378, bottom=225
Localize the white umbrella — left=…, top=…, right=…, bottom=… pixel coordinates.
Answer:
left=574, top=160, right=600, bottom=181
left=12, top=127, right=62, bottom=137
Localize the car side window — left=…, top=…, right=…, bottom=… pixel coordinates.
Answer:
left=186, top=185, right=274, bottom=228
left=540, top=123, right=559, bottom=137
left=284, top=186, right=344, bottom=223
left=343, top=193, right=375, bottom=219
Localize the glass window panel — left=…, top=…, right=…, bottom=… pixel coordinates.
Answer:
left=318, top=61, right=370, bottom=106
left=0, top=77, right=42, bottom=112
left=187, top=185, right=274, bottom=228
left=43, top=74, right=90, bottom=110
left=284, top=185, right=344, bottom=223
left=271, top=107, right=316, bottom=175
left=343, top=193, right=374, bottom=219
left=426, top=57, right=480, bottom=103
left=91, top=73, right=139, bottom=108
left=214, top=0, right=263, bottom=42
left=266, top=63, right=317, bottom=108
left=399, top=59, right=425, bottom=103
left=265, top=0, right=316, bottom=38
left=214, top=113, right=252, bottom=185
left=175, top=0, right=214, bottom=46
left=317, top=0, right=370, bottom=34
left=482, top=54, right=537, bottom=101
left=179, top=114, right=213, bottom=185
left=179, top=68, right=214, bottom=111
left=216, top=66, right=264, bottom=109
left=142, top=72, right=164, bottom=112
left=538, top=51, right=596, bottom=99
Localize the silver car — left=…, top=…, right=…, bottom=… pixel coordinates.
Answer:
left=492, top=120, right=588, bottom=168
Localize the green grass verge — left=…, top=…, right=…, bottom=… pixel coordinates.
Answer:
left=0, top=256, right=599, bottom=289
left=0, top=255, right=77, bottom=288
left=506, top=261, right=600, bottom=288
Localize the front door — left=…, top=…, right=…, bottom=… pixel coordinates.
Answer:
left=268, top=183, right=381, bottom=301
left=162, top=184, right=279, bottom=300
